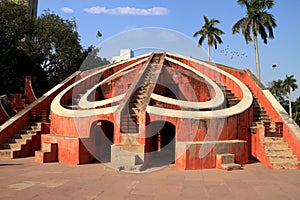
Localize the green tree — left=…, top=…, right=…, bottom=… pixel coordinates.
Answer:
left=33, top=11, right=86, bottom=89
left=81, top=46, right=110, bottom=71
left=268, top=79, right=288, bottom=111
left=193, top=16, right=224, bottom=62
left=232, top=0, right=277, bottom=80
left=268, top=79, right=285, bottom=101
left=292, top=97, right=300, bottom=125
left=283, top=75, right=298, bottom=118
left=0, top=1, right=88, bottom=96
left=0, top=0, right=37, bottom=94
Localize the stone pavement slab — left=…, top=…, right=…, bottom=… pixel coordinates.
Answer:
left=0, top=157, right=300, bottom=200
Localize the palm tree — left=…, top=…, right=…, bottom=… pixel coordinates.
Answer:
left=268, top=79, right=285, bottom=100
left=283, top=75, right=298, bottom=118
left=194, top=16, right=224, bottom=62
left=268, top=79, right=288, bottom=110
left=232, top=0, right=277, bottom=80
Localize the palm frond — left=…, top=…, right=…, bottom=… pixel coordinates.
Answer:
left=198, top=36, right=205, bottom=47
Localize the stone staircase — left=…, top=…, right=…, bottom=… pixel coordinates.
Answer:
left=120, top=54, right=162, bottom=133
left=35, top=142, right=58, bottom=163
left=225, top=89, right=239, bottom=107
left=249, top=88, right=273, bottom=134
left=0, top=122, right=42, bottom=158
left=253, top=98, right=271, bottom=122
left=114, top=54, right=164, bottom=171
left=263, top=137, right=299, bottom=169
left=247, top=87, right=297, bottom=168
left=216, top=153, right=242, bottom=170
left=217, top=84, right=239, bottom=108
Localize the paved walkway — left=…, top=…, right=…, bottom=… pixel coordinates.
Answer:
left=0, top=157, right=300, bottom=200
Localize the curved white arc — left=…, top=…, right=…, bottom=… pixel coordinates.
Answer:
left=146, top=53, right=253, bottom=119
left=79, top=58, right=148, bottom=109
left=154, top=56, right=224, bottom=109
left=80, top=94, right=126, bottom=108
left=170, top=53, right=253, bottom=112
left=151, top=93, right=217, bottom=109
left=51, top=54, right=151, bottom=117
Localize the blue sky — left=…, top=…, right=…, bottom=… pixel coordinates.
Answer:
left=37, top=0, right=300, bottom=99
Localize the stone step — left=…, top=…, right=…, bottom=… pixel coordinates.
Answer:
left=269, top=156, right=298, bottom=163
left=131, top=108, right=140, bottom=115
left=254, top=117, right=271, bottom=121
left=23, top=125, right=41, bottom=131
left=254, top=113, right=269, bottom=117
left=269, top=154, right=298, bottom=159
left=0, top=143, right=21, bottom=150
left=216, top=154, right=242, bottom=171
left=221, top=163, right=242, bottom=171
left=225, top=92, right=235, bottom=96
left=227, top=96, right=238, bottom=100
left=254, top=110, right=267, bottom=114
left=28, top=122, right=42, bottom=128
left=266, top=149, right=294, bottom=156
left=120, top=121, right=138, bottom=126
left=13, top=133, right=33, bottom=140
left=19, top=129, right=38, bottom=135
left=120, top=123, right=137, bottom=128
left=264, top=137, right=283, bottom=142
left=35, top=143, right=58, bottom=163
left=217, top=153, right=234, bottom=164
left=228, top=100, right=239, bottom=104
left=272, top=161, right=299, bottom=169
left=8, top=138, right=27, bottom=144
left=263, top=142, right=288, bottom=148
left=265, top=148, right=293, bottom=155
left=0, top=150, right=13, bottom=158
left=132, top=98, right=143, bottom=103
left=136, top=93, right=147, bottom=98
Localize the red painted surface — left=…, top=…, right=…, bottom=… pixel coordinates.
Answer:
left=217, top=64, right=300, bottom=167
left=0, top=73, right=79, bottom=145
left=0, top=95, right=10, bottom=124
left=24, top=76, right=37, bottom=103
left=1, top=54, right=299, bottom=170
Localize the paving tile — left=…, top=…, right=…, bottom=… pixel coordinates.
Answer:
left=0, top=157, right=300, bottom=199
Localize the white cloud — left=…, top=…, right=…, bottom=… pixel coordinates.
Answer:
left=83, top=6, right=169, bottom=16
left=61, top=7, right=74, bottom=14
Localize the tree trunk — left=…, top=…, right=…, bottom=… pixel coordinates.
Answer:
left=254, top=35, right=261, bottom=80
left=289, top=91, right=292, bottom=118
left=208, top=45, right=211, bottom=62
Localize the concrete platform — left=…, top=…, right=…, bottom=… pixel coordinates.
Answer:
left=0, top=157, right=300, bottom=199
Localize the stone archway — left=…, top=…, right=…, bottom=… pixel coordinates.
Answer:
left=144, top=121, right=176, bottom=168
left=91, top=120, right=114, bottom=163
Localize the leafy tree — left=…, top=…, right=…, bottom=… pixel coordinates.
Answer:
left=282, top=75, right=298, bottom=118
left=0, top=0, right=38, bottom=94
left=292, top=97, right=300, bottom=125
left=80, top=46, right=110, bottom=71
left=193, top=16, right=224, bottom=62
left=268, top=79, right=286, bottom=105
left=232, top=0, right=277, bottom=80
left=0, top=2, right=90, bottom=96
left=32, top=11, right=86, bottom=90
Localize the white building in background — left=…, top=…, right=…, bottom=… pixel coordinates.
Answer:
left=112, top=49, right=134, bottom=63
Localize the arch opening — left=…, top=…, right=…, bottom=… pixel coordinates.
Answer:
left=144, top=121, right=176, bottom=169
left=90, top=120, right=114, bottom=163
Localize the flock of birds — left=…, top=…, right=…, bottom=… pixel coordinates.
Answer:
left=219, top=45, right=277, bottom=70
left=219, top=45, right=247, bottom=60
